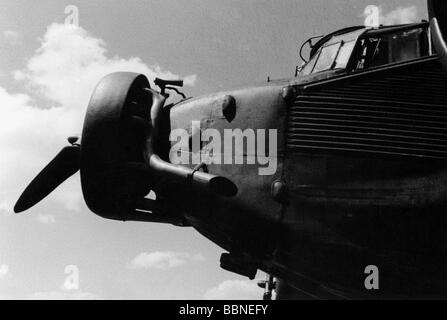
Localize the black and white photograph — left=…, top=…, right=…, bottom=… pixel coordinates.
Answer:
left=1, top=0, right=447, bottom=307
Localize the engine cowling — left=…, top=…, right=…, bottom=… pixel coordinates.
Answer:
left=80, top=72, right=154, bottom=220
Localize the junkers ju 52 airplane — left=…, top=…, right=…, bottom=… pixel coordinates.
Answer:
left=14, top=1, right=447, bottom=299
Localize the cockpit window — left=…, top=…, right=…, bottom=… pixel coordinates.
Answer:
left=299, top=25, right=431, bottom=76
left=300, top=51, right=319, bottom=75
left=390, top=28, right=428, bottom=62
left=299, top=29, right=363, bottom=76
left=355, top=26, right=430, bottom=70
left=300, top=41, right=349, bottom=75
left=334, top=40, right=356, bottom=69
left=312, top=43, right=341, bottom=73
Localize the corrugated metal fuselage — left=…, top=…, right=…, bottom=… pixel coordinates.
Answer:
left=169, top=55, right=447, bottom=298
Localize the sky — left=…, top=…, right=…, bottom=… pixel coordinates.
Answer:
left=0, top=0, right=428, bottom=300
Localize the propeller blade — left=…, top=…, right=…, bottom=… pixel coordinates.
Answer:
left=14, top=146, right=81, bottom=213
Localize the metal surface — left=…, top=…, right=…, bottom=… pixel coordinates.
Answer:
left=288, top=57, right=447, bottom=160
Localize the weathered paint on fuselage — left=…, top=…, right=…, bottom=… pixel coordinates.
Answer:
left=168, top=85, right=288, bottom=260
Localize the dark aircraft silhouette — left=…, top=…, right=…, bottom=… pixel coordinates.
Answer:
left=14, top=1, right=447, bottom=299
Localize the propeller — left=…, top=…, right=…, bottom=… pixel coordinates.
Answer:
left=14, top=138, right=81, bottom=213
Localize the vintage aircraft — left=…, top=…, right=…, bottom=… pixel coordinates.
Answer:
left=14, top=1, right=447, bottom=299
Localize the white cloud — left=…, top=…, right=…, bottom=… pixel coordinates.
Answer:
left=128, top=251, right=205, bottom=270
left=0, top=85, right=79, bottom=214
left=0, top=23, right=196, bottom=215
left=36, top=213, right=56, bottom=224
left=381, top=6, right=418, bottom=25
left=203, top=280, right=263, bottom=300
left=3, top=30, right=19, bottom=44
left=0, top=264, right=9, bottom=280
left=29, top=290, right=102, bottom=300
left=14, top=23, right=196, bottom=109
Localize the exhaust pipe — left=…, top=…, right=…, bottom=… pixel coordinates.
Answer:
left=145, top=88, right=238, bottom=198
